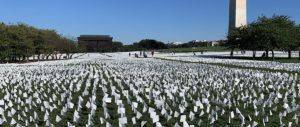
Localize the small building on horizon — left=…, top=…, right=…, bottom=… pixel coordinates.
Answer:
left=207, top=41, right=220, bottom=47
left=187, top=40, right=220, bottom=47
left=78, top=35, right=113, bottom=52
left=171, top=42, right=184, bottom=45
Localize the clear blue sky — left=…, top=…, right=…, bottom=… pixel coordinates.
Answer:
left=0, top=0, right=299, bottom=44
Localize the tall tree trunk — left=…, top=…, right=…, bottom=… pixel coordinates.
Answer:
left=67, top=53, right=70, bottom=59
left=46, top=54, right=50, bottom=60
left=272, top=50, right=275, bottom=61
left=266, top=50, right=269, bottom=58
left=22, top=55, right=26, bottom=61
left=38, top=54, right=40, bottom=61
left=230, top=48, right=234, bottom=58
left=253, top=50, right=256, bottom=59
left=288, top=50, right=292, bottom=59
left=70, top=54, right=74, bottom=59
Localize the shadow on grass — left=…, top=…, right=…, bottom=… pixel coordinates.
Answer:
left=196, top=55, right=300, bottom=63
left=155, top=57, right=300, bottom=75
left=157, top=47, right=236, bottom=53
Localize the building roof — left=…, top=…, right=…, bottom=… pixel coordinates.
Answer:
left=79, top=35, right=112, bottom=38
left=80, top=35, right=110, bottom=37
left=77, top=35, right=113, bottom=41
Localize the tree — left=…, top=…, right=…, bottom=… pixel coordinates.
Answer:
left=111, top=41, right=124, bottom=52
left=34, top=31, right=47, bottom=60
left=59, top=37, right=77, bottom=59
left=6, top=24, right=30, bottom=61
left=296, top=25, right=300, bottom=59
left=227, top=15, right=299, bottom=60
left=227, top=27, right=243, bottom=57
left=0, top=23, right=10, bottom=62
left=0, top=23, right=77, bottom=62
left=267, top=15, right=296, bottom=59
left=138, top=39, right=167, bottom=49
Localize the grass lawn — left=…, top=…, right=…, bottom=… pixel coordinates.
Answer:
left=155, top=57, right=300, bottom=74
left=157, top=47, right=236, bottom=52
left=217, top=56, right=300, bottom=63
left=260, top=57, right=300, bottom=63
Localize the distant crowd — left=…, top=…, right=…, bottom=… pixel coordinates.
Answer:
left=129, top=50, right=155, bottom=58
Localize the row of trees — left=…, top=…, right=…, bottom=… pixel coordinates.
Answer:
left=107, top=39, right=227, bottom=52
left=168, top=40, right=227, bottom=49
left=228, top=15, right=300, bottom=60
left=0, top=23, right=78, bottom=62
left=132, top=39, right=167, bottom=50
left=98, top=39, right=168, bottom=52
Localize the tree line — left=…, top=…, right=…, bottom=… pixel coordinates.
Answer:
left=0, top=23, right=78, bottom=63
left=98, top=39, right=168, bottom=52
left=227, top=15, right=300, bottom=60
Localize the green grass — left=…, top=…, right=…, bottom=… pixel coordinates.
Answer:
left=157, top=47, right=237, bottom=53
left=158, top=47, right=300, bottom=63
left=213, top=56, right=300, bottom=63
left=154, top=57, right=300, bottom=74
left=259, top=57, right=300, bottom=63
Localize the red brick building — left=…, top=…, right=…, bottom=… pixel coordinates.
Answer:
left=78, top=35, right=113, bottom=52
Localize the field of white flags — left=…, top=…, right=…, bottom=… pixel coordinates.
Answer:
left=0, top=52, right=299, bottom=127
left=155, top=51, right=300, bottom=72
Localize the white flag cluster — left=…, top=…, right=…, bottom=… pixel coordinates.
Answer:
left=158, top=55, right=300, bottom=72
left=0, top=52, right=298, bottom=126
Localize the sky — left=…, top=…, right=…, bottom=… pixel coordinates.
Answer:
left=0, top=0, right=299, bottom=44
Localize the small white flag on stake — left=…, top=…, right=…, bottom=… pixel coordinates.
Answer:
left=56, top=115, right=61, bottom=123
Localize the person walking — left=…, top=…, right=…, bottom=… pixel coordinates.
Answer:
left=151, top=50, right=154, bottom=58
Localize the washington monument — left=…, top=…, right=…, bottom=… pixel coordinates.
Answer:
left=229, top=0, right=247, bottom=33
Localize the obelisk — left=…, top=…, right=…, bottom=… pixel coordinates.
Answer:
left=228, top=0, right=247, bottom=33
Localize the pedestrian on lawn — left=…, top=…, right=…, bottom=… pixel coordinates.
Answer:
left=151, top=50, right=154, bottom=58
